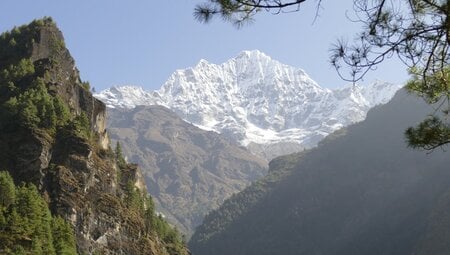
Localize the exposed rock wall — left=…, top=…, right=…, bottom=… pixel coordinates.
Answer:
left=30, top=23, right=108, bottom=150
left=0, top=19, right=188, bottom=255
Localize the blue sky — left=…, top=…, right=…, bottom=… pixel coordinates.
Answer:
left=1, top=0, right=408, bottom=91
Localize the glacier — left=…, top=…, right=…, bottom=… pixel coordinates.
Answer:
left=95, top=50, right=402, bottom=159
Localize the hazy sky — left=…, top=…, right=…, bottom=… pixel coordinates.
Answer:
left=1, top=0, right=409, bottom=91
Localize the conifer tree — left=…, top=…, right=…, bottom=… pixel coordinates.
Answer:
left=52, top=216, right=77, bottom=255
left=0, top=171, right=16, bottom=208
left=0, top=171, right=76, bottom=254
left=115, top=141, right=126, bottom=167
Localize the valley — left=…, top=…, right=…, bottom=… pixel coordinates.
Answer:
left=1, top=0, right=449, bottom=252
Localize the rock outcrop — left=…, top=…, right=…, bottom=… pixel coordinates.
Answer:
left=0, top=18, right=188, bottom=255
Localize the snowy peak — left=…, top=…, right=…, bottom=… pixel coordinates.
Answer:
left=361, top=80, right=403, bottom=106
left=95, top=50, right=402, bottom=159
left=231, top=50, right=273, bottom=67
left=95, top=86, right=164, bottom=109
left=232, top=50, right=275, bottom=70
left=236, top=49, right=270, bottom=59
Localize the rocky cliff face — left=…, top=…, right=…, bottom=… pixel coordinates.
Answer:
left=107, top=105, right=268, bottom=237
left=0, top=18, right=187, bottom=255
left=29, top=22, right=109, bottom=150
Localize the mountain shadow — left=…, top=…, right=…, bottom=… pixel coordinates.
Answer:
left=189, top=89, right=450, bottom=255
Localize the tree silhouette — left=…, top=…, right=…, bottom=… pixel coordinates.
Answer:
left=195, top=0, right=450, bottom=150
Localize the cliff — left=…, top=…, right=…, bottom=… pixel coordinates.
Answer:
left=0, top=18, right=188, bottom=255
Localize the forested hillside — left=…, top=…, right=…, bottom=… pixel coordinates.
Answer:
left=0, top=18, right=188, bottom=254
left=190, top=89, right=450, bottom=255
left=0, top=171, right=76, bottom=254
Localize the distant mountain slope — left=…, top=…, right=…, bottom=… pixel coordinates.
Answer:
left=107, top=105, right=267, bottom=237
left=188, top=89, right=450, bottom=255
left=95, top=50, right=402, bottom=160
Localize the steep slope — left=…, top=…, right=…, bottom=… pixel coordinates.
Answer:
left=0, top=18, right=188, bottom=255
left=107, top=105, right=267, bottom=237
left=0, top=171, right=77, bottom=254
left=95, top=51, right=401, bottom=159
left=189, top=89, right=450, bottom=255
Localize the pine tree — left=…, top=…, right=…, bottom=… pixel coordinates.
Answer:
left=0, top=171, right=16, bottom=208
left=115, top=141, right=126, bottom=167
left=0, top=171, right=76, bottom=254
left=52, top=216, right=77, bottom=255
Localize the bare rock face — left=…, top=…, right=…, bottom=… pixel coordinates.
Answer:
left=29, top=23, right=109, bottom=150
left=0, top=18, right=188, bottom=255
left=107, top=105, right=268, bottom=237
left=0, top=129, right=53, bottom=186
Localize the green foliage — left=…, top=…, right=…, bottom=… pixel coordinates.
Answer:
left=81, top=81, right=90, bottom=91
left=0, top=58, right=35, bottom=86
left=52, top=217, right=77, bottom=255
left=124, top=181, right=144, bottom=210
left=407, top=66, right=450, bottom=105
left=5, top=78, right=57, bottom=130
left=0, top=17, right=54, bottom=66
left=405, top=116, right=450, bottom=150
left=49, top=33, right=66, bottom=56
left=194, top=0, right=260, bottom=27
left=53, top=96, right=70, bottom=126
left=405, top=67, right=450, bottom=150
left=15, top=185, right=56, bottom=255
left=115, top=142, right=127, bottom=168
left=331, top=0, right=450, bottom=150
left=21, top=79, right=57, bottom=129
left=71, top=112, right=91, bottom=138
left=0, top=171, right=16, bottom=208
left=0, top=171, right=76, bottom=255
left=0, top=18, right=188, bottom=254
left=60, top=112, right=91, bottom=140
left=0, top=18, right=66, bottom=131
left=124, top=181, right=184, bottom=254
left=0, top=58, right=35, bottom=101
left=0, top=57, right=71, bottom=133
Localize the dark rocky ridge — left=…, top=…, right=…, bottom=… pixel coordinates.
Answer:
left=107, top=105, right=268, bottom=237
left=189, top=89, right=450, bottom=255
left=0, top=21, right=108, bottom=188
left=0, top=19, right=188, bottom=254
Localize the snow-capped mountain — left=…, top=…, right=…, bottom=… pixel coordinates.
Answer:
left=95, top=50, right=402, bottom=159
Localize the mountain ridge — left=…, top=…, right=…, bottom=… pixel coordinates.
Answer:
left=107, top=105, right=268, bottom=237
left=95, top=50, right=402, bottom=159
left=0, top=18, right=188, bottom=255
left=188, top=89, right=450, bottom=255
